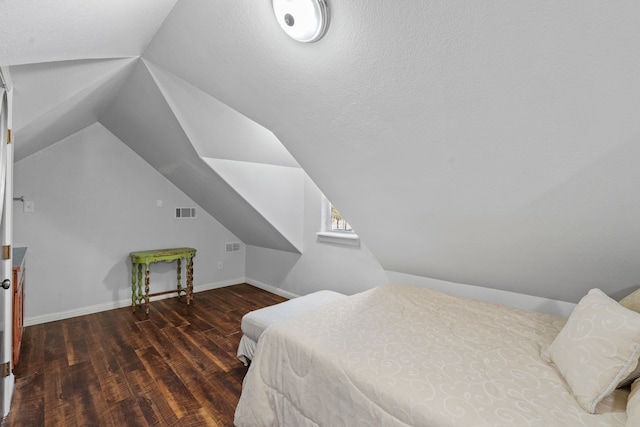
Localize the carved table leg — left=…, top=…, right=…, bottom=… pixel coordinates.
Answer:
left=136, top=264, right=143, bottom=312
left=131, top=261, right=137, bottom=311
left=187, top=256, right=194, bottom=305
left=177, top=258, right=182, bottom=297
left=145, top=262, right=150, bottom=315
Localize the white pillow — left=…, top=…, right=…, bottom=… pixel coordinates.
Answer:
left=619, top=288, right=640, bottom=387
left=627, top=378, right=640, bottom=427
left=542, top=288, right=640, bottom=413
left=620, top=288, right=640, bottom=314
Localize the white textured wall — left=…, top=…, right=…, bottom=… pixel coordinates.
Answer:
left=13, top=123, right=244, bottom=322
left=385, top=271, right=576, bottom=318
left=245, top=175, right=575, bottom=317
left=144, top=0, right=640, bottom=303
left=246, top=176, right=388, bottom=296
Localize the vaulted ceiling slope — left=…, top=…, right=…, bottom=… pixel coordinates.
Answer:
left=1, top=0, right=304, bottom=253
left=142, top=1, right=640, bottom=302
left=2, top=1, right=640, bottom=302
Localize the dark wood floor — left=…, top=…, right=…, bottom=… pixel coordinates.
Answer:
left=2, top=284, right=287, bottom=427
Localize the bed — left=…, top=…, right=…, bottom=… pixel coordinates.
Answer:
left=237, top=290, right=347, bottom=365
left=234, top=284, right=639, bottom=426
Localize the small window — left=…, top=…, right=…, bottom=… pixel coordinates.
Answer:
left=330, top=205, right=353, bottom=232
left=317, top=195, right=359, bottom=246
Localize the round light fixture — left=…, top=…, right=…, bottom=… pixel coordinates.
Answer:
left=272, top=0, right=329, bottom=43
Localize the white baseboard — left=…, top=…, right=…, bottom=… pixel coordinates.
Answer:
left=25, top=274, right=571, bottom=327
left=244, top=277, right=299, bottom=300
left=24, top=277, right=246, bottom=327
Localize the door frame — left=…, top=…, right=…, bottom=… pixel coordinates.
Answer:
left=0, top=66, right=15, bottom=418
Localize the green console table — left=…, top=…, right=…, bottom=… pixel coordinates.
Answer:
left=129, top=247, right=196, bottom=314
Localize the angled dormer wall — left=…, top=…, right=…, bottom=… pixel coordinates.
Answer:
left=13, top=122, right=247, bottom=320
left=140, top=60, right=304, bottom=252
left=12, top=58, right=138, bottom=161
left=100, top=59, right=304, bottom=254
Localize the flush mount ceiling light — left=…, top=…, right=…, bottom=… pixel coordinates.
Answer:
left=272, top=0, right=329, bottom=43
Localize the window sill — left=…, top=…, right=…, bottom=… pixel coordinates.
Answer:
left=316, top=231, right=360, bottom=247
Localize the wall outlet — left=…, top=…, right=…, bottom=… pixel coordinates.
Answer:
left=156, top=199, right=163, bottom=208
left=218, top=261, right=223, bottom=270
left=24, top=201, right=35, bottom=213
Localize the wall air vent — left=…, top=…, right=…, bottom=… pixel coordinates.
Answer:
left=175, top=207, right=196, bottom=219
left=225, top=242, right=241, bottom=253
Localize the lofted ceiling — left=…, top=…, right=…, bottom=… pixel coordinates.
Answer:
left=2, top=1, right=640, bottom=302
left=1, top=0, right=304, bottom=254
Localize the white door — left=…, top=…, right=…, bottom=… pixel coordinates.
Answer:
left=0, top=72, right=14, bottom=417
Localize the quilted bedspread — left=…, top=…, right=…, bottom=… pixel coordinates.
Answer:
left=234, top=284, right=628, bottom=426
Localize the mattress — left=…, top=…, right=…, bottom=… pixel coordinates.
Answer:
left=242, top=290, right=348, bottom=343
left=234, top=284, right=628, bottom=426
left=237, top=290, right=348, bottom=365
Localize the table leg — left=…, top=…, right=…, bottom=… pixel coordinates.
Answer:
left=177, top=258, right=182, bottom=296
left=145, top=262, right=150, bottom=315
left=187, top=255, right=194, bottom=305
left=131, top=261, right=137, bottom=311
left=136, top=264, right=143, bottom=312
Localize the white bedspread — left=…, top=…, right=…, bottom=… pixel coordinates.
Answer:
left=234, top=284, right=628, bottom=426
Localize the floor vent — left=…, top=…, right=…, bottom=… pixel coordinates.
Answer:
left=225, top=242, right=241, bottom=253
left=175, top=207, right=196, bottom=219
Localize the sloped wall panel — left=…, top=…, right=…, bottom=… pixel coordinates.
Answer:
left=100, top=61, right=302, bottom=253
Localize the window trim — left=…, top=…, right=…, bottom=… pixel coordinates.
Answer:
left=316, top=195, right=360, bottom=246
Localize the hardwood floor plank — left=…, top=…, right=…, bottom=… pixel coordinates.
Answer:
left=172, top=300, right=220, bottom=333
left=142, top=305, right=175, bottom=331
left=89, top=338, right=127, bottom=376
left=97, top=370, right=133, bottom=406
left=126, top=369, right=180, bottom=426
left=135, top=321, right=178, bottom=362
left=134, top=346, right=201, bottom=418
left=100, top=324, right=147, bottom=373
left=43, top=366, right=74, bottom=411
left=3, top=284, right=288, bottom=427
left=43, top=322, right=69, bottom=372
left=135, top=386, right=179, bottom=426
left=61, top=316, right=92, bottom=338
left=195, top=289, right=245, bottom=313
left=111, top=309, right=152, bottom=351
left=225, top=365, right=251, bottom=390
left=163, top=351, right=238, bottom=426
left=8, top=371, right=45, bottom=427
left=173, top=407, right=224, bottom=427
left=196, top=307, right=243, bottom=337
left=13, top=324, right=44, bottom=377
left=187, top=328, right=244, bottom=372
left=108, top=396, right=152, bottom=427
left=45, top=403, right=77, bottom=427
left=124, top=368, right=155, bottom=397
left=69, top=361, right=115, bottom=426
left=203, top=330, right=244, bottom=362
left=43, top=366, right=77, bottom=426
left=154, top=299, right=191, bottom=329
left=229, top=284, right=287, bottom=308
left=161, top=326, right=224, bottom=377
left=89, top=309, right=118, bottom=329
left=65, top=337, right=90, bottom=367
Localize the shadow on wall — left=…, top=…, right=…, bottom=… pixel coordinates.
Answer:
left=104, top=255, right=186, bottom=305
